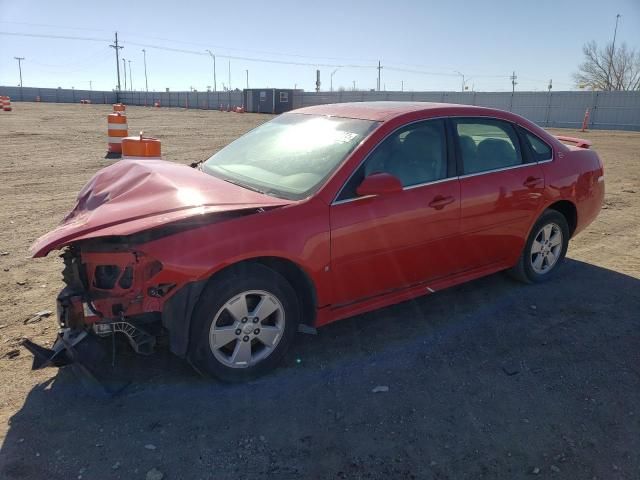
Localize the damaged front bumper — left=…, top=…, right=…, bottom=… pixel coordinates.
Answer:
left=22, top=328, right=86, bottom=370
left=22, top=245, right=166, bottom=394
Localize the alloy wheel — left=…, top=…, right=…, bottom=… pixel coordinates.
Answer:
left=530, top=223, right=563, bottom=274
left=209, top=290, right=285, bottom=368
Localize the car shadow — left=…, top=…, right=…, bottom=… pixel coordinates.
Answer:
left=1, top=258, right=639, bottom=479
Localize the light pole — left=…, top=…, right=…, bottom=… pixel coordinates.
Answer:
left=122, top=58, right=127, bottom=91
left=14, top=57, right=24, bottom=87
left=245, top=69, right=249, bottom=89
left=330, top=68, right=339, bottom=92
left=205, top=50, right=217, bottom=92
left=127, top=60, right=133, bottom=91
left=454, top=71, right=466, bottom=92
left=142, top=49, right=149, bottom=92
left=607, top=13, right=622, bottom=90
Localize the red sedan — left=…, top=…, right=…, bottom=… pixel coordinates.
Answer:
left=27, top=102, right=604, bottom=382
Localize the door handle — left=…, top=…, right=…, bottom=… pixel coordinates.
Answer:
left=523, top=176, right=543, bottom=188
left=428, top=195, right=455, bottom=210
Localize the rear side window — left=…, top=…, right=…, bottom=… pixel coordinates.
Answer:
left=454, top=119, right=523, bottom=175
left=524, top=131, right=552, bottom=161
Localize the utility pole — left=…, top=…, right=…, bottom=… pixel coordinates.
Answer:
left=547, top=79, right=552, bottom=92
left=227, top=60, right=231, bottom=90
left=128, top=59, right=133, bottom=91
left=377, top=60, right=382, bottom=91
left=89, top=80, right=92, bottom=91
left=352, top=80, right=356, bottom=91
left=205, top=50, right=217, bottom=92
left=607, top=13, right=621, bottom=90
left=245, top=69, right=249, bottom=89
left=142, top=49, right=149, bottom=92
left=14, top=57, right=24, bottom=87
left=122, top=58, right=127, bottom=91
left=401, top=80, right=404, bottom=92
left=109, top=32, right=124, bottom=97
left=510, top=71, right=517, bottom=93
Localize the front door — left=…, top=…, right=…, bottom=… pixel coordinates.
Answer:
left=329, top=119, right=461, bottom=307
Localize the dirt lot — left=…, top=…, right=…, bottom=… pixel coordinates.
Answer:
left=0, top=103, right=639, bottom=479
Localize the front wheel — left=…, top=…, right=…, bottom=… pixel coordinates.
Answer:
left=509, top=209, right=570, bottom=283
left=188, top=264, right=299, bottom=382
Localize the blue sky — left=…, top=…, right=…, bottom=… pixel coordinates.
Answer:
left=0, top=0, right=638, bottom=92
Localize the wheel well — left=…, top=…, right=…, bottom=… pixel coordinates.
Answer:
left=547, top=200, right=577, bottom=236
left=211, top=257, right=317, bottom=328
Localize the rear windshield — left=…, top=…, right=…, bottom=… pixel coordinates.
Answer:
left=203, top=113, right=378, bottom=200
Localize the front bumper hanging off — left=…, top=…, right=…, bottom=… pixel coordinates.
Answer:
left=22, top=328, right=133, bottom=395
left=22, top=328, right=87, bottom=370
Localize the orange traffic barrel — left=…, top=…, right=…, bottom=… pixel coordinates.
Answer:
left=107, top=112, right=128, bottom=155
left=2, top=96, right=12, bottom=111
left=153, top=101, right=160, bottom=108
left=113, top=103, right=126, bottom=112
left=122, top=134, right=161, bottom=159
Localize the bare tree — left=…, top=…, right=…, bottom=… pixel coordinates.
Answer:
left=573, top=41, right=640, bottom=91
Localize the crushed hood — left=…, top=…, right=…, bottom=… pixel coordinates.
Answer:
left=31, top=159, right=291, bottom=257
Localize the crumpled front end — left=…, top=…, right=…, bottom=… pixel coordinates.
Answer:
left=22, top=241, right=179, bottom=393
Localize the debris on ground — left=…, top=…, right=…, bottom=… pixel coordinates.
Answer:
left=144, top=444, right=157, bottom=450
left=24, top=310, right=53, bottom=325
left=502, top=364, right=520, bottom=376
left=0, top=251, right=8, bottom=256
left=111, top=461, right=120, bottom=470
left=146, top=468, right=164, bottom=480
left=550, top=464, right=561, bottom=473
left=16, top=281, right=26, bottom=286
left=530, top=466, right=541, bottom=475
left=371, top=385, right=389, bottom=393
left=2, top=349, right=20, bottom=359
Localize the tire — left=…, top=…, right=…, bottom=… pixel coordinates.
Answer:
left=188, top=263, right=300, bottom=382
left=509, top=209, right=570, bottom=284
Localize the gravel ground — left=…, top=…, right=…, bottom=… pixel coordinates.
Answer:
left=0, top=103, right=639, bottom=479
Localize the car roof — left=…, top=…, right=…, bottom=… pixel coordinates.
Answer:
left=291, top=101, right=503, bottom=122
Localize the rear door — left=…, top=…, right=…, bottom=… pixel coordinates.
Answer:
left=453, top=117, right=545, bottom=270
left=329, top=119, right=461, bottom=306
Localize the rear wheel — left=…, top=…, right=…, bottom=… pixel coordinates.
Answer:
left=509, top=209, right=570, bottom=283
left=188, top=264, right=299, bottom=382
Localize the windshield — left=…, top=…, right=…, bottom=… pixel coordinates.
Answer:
left=202, top=113, right=378, bottom=200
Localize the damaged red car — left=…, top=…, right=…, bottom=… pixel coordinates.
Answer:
left=25, top=102, right=604, bottom=383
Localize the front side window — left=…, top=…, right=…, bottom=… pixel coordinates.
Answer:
left=455, top=118, right=523, bottom=175
left=203, top=114, right=378, bottom=200
left=337, top=119, right=448, bottom=200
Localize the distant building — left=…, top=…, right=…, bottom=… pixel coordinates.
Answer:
left=243, top=89, right=303, bottom=114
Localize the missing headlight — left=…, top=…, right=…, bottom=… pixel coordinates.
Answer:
left=93, top=265, right=121, bottom=289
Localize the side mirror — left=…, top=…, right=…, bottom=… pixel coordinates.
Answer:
left=356, top=173, right=403, bottom=197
